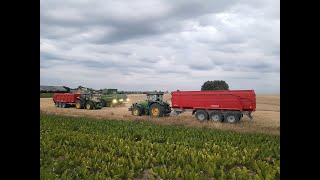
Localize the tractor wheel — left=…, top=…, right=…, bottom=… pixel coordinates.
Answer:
left=224, top=112, right=240, bottom=123
left=100, top=99, right=107, bottom=107
left=106, top=101, right=111, bottom=107
left=85, top=101, right=94, bottom=110
left=149, top=103, right=164, bottom=117
left=195, top=110, right=208, bottom=121
left=132, top=106, right=142, bottom=116
left=61, top=102, right=66, bottom=108
left=75, top=100, right=83, bottom=109
left=209, top=111, right=223, bottom=122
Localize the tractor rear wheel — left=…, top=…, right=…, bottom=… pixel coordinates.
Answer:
left=132, top=106, right=142, bottom=116
left=209, top=111, right=223, bottom=122
left=75, top=100, right=83, bottom=109
left=100, top=99, right=107, bottom=107
left=149, top=103, right=164, bottom=117
left=195, top=110, right=208, bottom=121
left=85, top=101, right=94, bottom=110
left=224, top=112, right=240, bottom=123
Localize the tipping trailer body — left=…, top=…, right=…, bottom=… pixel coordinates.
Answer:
left=171, top=90, right=256, bottom=122
left=53, top=93, right=81, bottom=104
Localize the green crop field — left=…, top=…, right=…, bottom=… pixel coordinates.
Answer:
left=40, top=93, right=53, bottom=98
left=40, top=113, right=280, bottom=179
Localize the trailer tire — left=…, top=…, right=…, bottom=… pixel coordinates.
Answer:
left=61, top=102, right=66, bottom=108
left=58, top=102, right=62, bottom=108
left=55, top=102, right=59, bottom=107
left=195, top=110, right=208, bottom=121
left=132, top=106, right=142, bottom=116
left=224, top=112, right=240, bottom=123
left=85, top=101, right=94, bottom=110
left=149, top=103, right=164, bottom=117
left=209, top=111, right=223, bottom=122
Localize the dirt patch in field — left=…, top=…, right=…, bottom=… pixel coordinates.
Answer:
left=40, top=94, right=280, bottom=135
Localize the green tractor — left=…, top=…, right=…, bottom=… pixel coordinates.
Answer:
left=128, top=92, right=171, bottom=117
left=75, top=93, right=103, bottom=110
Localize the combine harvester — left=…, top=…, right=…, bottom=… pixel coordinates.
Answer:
left=129, top=90, right=256, bottom=123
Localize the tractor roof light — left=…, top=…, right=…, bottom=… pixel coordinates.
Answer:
left=119, top=99, right=124, bottom=102
left=112, top=99, right=117, bottom=103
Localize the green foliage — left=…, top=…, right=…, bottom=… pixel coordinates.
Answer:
left=40, top=113, right=280, bottom=179
left=201, top=80, right=229, bottom=91
left=40, top=93, right=53, bottom=98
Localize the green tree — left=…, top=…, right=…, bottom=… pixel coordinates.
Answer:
left=201, top=80, right=229, bottom=91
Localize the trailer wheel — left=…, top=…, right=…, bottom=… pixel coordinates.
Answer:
left=75, top=100, right=83, bottom=109
left=224, top=113, right=240, bottom=123
left=85, top=101, right=94, bottom=110
left=149, top=103, right=164, bottom=117
left=58, top=102, right=62, bottom=108
left=195, top=110, right=208, bottom=121
left=209, top=111, right=223, bottom=122
left=55, top=102, right=59, bottom=107
left=61, top=102, right=66, bottom=108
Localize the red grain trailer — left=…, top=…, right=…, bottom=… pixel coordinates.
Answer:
left=53, top=93, right=81, bottom=108
left=171, top=90, right=256, bottom=123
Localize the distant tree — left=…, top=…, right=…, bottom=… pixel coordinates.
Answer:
left=201, top=80, right=229, bottom=91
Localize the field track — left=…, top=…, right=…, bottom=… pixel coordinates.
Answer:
left=40, top=94, right=280, bottom=135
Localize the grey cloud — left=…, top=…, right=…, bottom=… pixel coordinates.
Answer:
left=41, top=0, right=279, bottom=93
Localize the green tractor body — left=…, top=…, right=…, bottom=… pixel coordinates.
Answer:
left=75, top=93, right=103, bottom=110
left=128, top=92, right=171, bottom=117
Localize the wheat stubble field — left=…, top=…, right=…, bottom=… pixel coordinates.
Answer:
left=40, top=94, right=280, bottom=135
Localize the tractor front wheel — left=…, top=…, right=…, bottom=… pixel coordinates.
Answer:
left=132, top=106, right=142, bottom=116
left=75, top=100, right=83, bottom=109
left=149, top=103, right=164, bottom=117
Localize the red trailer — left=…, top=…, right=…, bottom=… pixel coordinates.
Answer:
left=53, top=93, right=81, bottom=108
left=171, top=90, right=256, bottom=123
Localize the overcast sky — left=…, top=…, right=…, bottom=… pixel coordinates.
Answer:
left=40, top=0, right=279, bottom=94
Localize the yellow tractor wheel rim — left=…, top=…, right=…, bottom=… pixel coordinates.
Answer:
left=133, top=109, right=139, bottom=115
left=86, top=104, right=91, bottom=109
left=76, top=102, right=81, bottom=109
left=152, top=107, right=159, bottom=115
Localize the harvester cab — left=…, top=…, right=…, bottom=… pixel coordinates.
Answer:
left=129, top=92, right=171, bottom=117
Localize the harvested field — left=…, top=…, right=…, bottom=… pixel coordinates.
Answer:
left=40, top=94, right=280, bottom=135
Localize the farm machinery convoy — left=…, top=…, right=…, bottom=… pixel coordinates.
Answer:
left=53, top=89, right=256, bottom=123
left=129, top=90, right=256, bottom=123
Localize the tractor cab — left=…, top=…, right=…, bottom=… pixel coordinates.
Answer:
left=147, top=92, right=163, bottom=102
left=81, top=93, right=92, bottom=100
